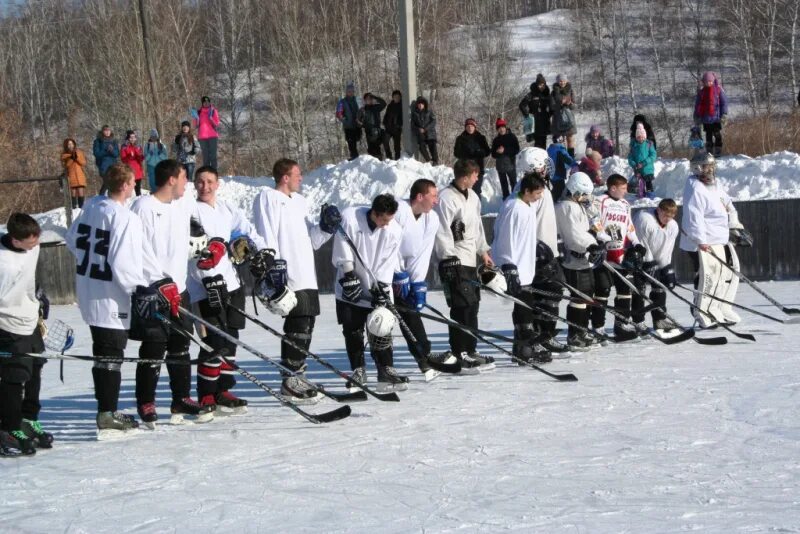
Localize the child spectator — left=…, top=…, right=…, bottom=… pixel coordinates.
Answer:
left=628, top=123, right=657, bottom=198
left=693, top=71, right=728, bottom=157
left=546, top=136, right=575, bottom=201
left=174, top=121, right=201, bottom=180
left=491, top=118, right=520, bottom=199
left=585, top=125, right=615, bottom=158
left=688, top=125, right=705, bottom=158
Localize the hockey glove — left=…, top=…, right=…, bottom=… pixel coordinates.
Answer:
left=133, top=285, right=161, bottom=321
left=622, top=244, right=647, bottom=271
left=249, top=248, right=276, bottom=280
left=438, top=256, right=461, bottom=284
left=319, top=203, right=343, bottom=234
left=197, top=237, right=227, bottom=270
left=152, top=277, right=181, bottom=317
left=202, top=275, right=229, bottom=312
left=586, top=243, right=606, bottom=267
left=266, top=259, right=288, bottom=293
left=392, top=270, right=411, bottom=301
left=339, top=271, right=362, bottom=303
left=228, top=235, right=256, bottom=265
left=36, top=287, right=50, bottom=320
left=729, top=227, right=753, bottom=248
left=409, top=281, right=427, bottom=311
left=501, top=264, right=522, bottom=297
left=450, top=219, right=466, bottom=242
left=371, top=282, right=391, bottom=307
left=188, top=217, right=208, bottom=259
left=658, top=265, right=676, bottom=290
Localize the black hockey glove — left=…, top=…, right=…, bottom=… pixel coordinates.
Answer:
left=658, top=265, right=676, bottom=290
left=729, top=227, right=753, bottom=247
left=501, top=264, right=522, bottom=297
left=371, top=282, right=390, bottom=307
left=438, top=256, right=461, bottom=284
left=450, top=219, right=466, bottom=242
left=249, top=248, right=276, bottom=280
left=622, top=244, right=647, bottom=271
left=36, top=287, right=50, bottom=320
left=133, top=285, right=161, bottom=321
left=586, top=243, right=606, bottom=267
left=319, top=203, right=343, bottom=234
left=339, top=271, right=362, bottom=303
left=202, top=275, right=229, bottom=312
left=266, top=259, right=288, bottom=293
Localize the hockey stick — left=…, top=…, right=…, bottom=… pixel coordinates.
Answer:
left=602, top=262, right=726, bottom=346
left=469, top=280, right=615, bottom=343
left=0, top=351, right=208, bottom=366
left=635, top=269, right=756, bottom=342
left=672, top=283, right=800, bottom=325
left=556, top=276, right=694, bottom=345
left=526, top=286, right=664, bottom=317
left=335, top=223, right=462, bottom=376
left=704, top=248, right=800, bottom=315
left=160, top=313, right=351, bottom=424
left=228, top=304, right=399, bottom=402
left=43, top=319, right=74, bottom=383
left=419, top=302, right=578, bottom=382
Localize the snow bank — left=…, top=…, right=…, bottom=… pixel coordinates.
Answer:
left=5, top=151, right=800, bottom=243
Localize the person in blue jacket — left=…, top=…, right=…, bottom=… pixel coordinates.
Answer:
left=628, top=122, right=658, bottom=197
left=144, top=129, right=168, bottom=191
left=92, top=125, right=120, bottom=180
left=546, top=135, right=575, bottom=201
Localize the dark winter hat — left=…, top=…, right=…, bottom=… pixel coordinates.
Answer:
left=125, top=129, right=135, bottom=139
left=495, top=118, right=507, bottom=129
left=554, top=134, right=565, bottom=143
left=535, top=73, right=546, bottom=84
left=590, top=125, right=601, bottom=136
left=392, top=89, right=402, bottom=97
left=465, top=118, right=477, bottom=128
left=101, top=124, right=111, bottom=130
left=201, top=95, right=211, bottom=103
left=181, top=120, right=191, bottom=128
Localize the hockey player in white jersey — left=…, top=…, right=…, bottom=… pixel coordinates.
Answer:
left=679, top=152, right=747, bottom=327
left=129, top=160, right=213, bottom=426
left=516, top=147, right=569, bottom=353
left=492, top=173, right=552, bottom=364
left=332, top=194, right=409, bottom=391
left=252, top=158, right=338, bottom=401
left=66, top=163, right=178, bottom=437
left=632, top=198, right=680, bottom=332
left=433, top=159, right=495, bottom=370
left=391, top=178, right=451, bottom=380
left=591, top=173, right=647, bottom=338
left=190, top=165, right=268, bottom=413
left=554, top=172, right=604, bottom=350
left=0, top=213, right=50, bottom=456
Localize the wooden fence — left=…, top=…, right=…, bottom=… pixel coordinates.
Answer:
left=39, top=198, right=800, bottom=304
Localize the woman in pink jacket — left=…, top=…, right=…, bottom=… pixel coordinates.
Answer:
left=192, top=96, right=220, bottom=170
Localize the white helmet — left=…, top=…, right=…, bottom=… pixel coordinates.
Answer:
left=517, top=147, right=554, bottom=179
left=478, top=265, right=508, bottom=294
left=265, top=287, right=298, bottom=317
left=566, top=171, right=594, bottom=197
left=366, top=306, right=396, bottom=350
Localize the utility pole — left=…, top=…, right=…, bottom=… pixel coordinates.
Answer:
left=398, top=0, right=418, bottom=158
left=138, top=0, right=163, bottom=137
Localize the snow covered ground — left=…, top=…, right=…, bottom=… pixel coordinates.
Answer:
left=3, top=283, right=800, bottom=532
left=13, top=150, right=800, bottom=244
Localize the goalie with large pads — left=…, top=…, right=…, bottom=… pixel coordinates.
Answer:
left=679, top=152, right=747, bottom=328
left=252, top=158, right=337, bottom=401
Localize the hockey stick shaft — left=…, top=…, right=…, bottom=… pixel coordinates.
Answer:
left=470, top=280, right=612, bottom=341
left=0, top=351, right=204, bottom=365
left=634, top=270, right=756, bottom=342
left=525, top=286, right=662, bottom=316
left=228, top=305, right=394, bottom=402
left=421, top=302, right=577, bottom=382
left=170, top=309, right=351, bottom=422
left=673, top=283, right=800, bottom=324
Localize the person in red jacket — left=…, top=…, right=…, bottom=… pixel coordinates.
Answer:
left=120, top=130, right=145, bottom=196
left=192, top=96, right=220, bottom=170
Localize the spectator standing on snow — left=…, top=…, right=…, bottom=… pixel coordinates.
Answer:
left=628, top=122, right=657, bottom=197
left=92, top=125, right=120, bottom=180
left=174, top=120, right=201, bottom=180
left=61, top=138, right=87, bottom=209
left=336, top=82, right=362, bottom=160
left=546, top=135, right=575, bottom=201
left=454, top=118, right=491, bottom=197
left=410, top=96, right=439, bottom=165
left=550, top=74, right=577, bottom=157
left=688, top=125, right=705, bottom=158
left=357, top=92, right=387, bottom=160
left=383, top=90, right=403, bottom=160
left=629, top=114, right=657, bottom=149
left=491, top=118, right=520, bottom=199
left=120, top=130, right=145, bottom=196
left=518, top=73, right=551, bottom=149
left=578, top=149, right=603, bottom=186
left=585, top=125, right=614, bottom=158
left=144, top=129, right=168, bottom=191
left=693, top=71, right=728, bottom=157
left=192, top=96, right=220, bottom=170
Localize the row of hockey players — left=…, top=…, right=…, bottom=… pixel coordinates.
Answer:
left=0, top=147, right=745, bottom=450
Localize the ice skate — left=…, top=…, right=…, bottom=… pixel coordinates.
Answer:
left=170, top=397, right=214, bottom=425
left=346, top=367, right=367, bottom=393
left=96, top=411, right=140, bottom=441
left=376, top=365, right=409, bottom=392
left=137, top=402, right=158, bottom=430
left=216, top=391, right=248, bottom=416
left=280, top=376, right=320, bottom=405
left=21, top=419, right=54, bottom=449
left=0, top=430, right=23, bottom=457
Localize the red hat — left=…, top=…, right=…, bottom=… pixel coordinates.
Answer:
left=495, top=118, right=507, bottom=129
left=464, top=118, right=477, bottom=127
